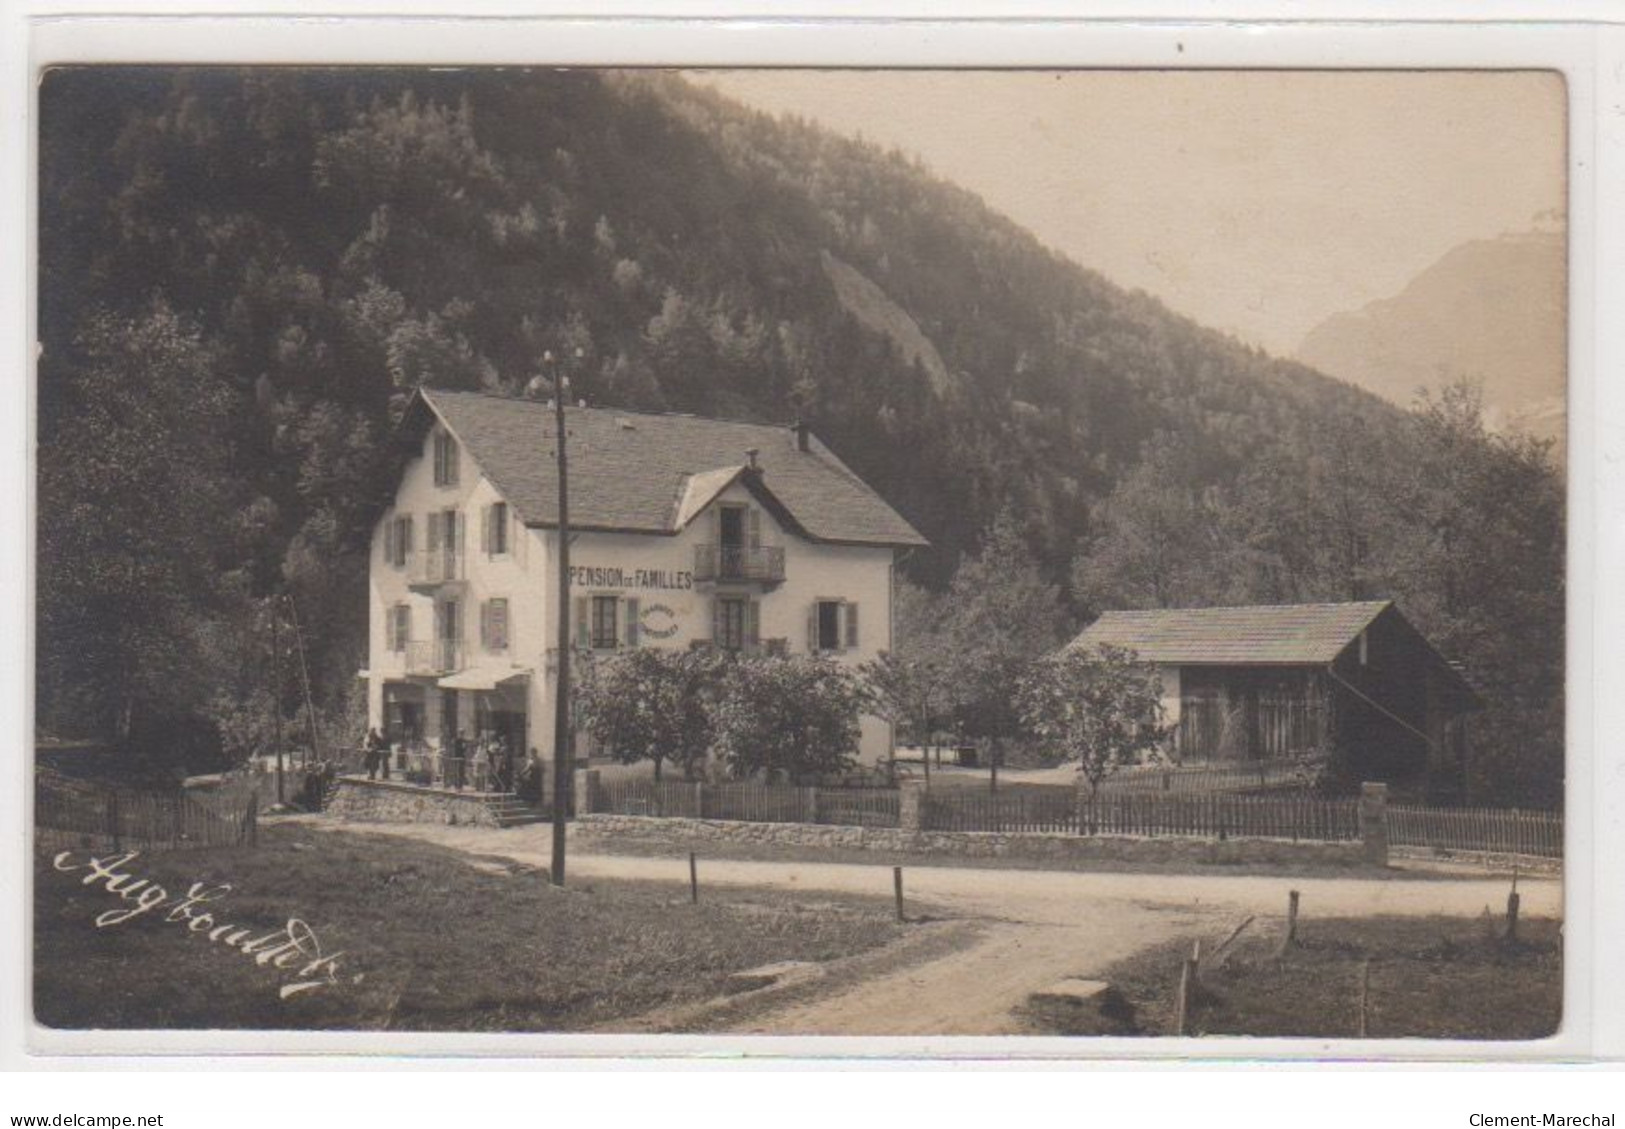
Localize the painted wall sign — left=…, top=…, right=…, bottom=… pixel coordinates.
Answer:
left=569, top=565, right=693, bottom=591
left=639, top=602, right=681, bottom=639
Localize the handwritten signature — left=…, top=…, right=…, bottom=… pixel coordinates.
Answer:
left=51, top=849, right=351, bottom=1000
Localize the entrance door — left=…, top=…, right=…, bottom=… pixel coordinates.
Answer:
left=441, top=691, right=459, bottom=749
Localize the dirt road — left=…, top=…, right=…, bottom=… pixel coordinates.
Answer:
left=303, top=820, right=1561, bottom=1035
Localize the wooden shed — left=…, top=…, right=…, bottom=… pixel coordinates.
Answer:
left=1068, top=601, right=1481, bottom=782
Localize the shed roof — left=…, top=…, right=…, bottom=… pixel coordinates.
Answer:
left=1070, top=601, right=1395, bottom=665
left=407, top=389, right=927, bottom=548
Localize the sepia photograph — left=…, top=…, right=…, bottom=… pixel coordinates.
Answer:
left=30, top=64, right=1568, bottom=1045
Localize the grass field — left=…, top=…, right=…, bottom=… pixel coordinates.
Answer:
left=33, top=825, right=903, bottom=1032
left=1022, top=914, right=1562, bottom=1040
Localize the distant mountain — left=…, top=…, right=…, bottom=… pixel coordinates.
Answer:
left=1295, top=231, right=1565, bottom=449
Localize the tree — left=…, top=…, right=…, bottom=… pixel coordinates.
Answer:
left=36, top=301, right=239, bottom=756
left=1072, top=433, right=1234, bottom=612
left=892, top=576, right=948, bottom=657
left=575, top=648, right=722, bottom=780
left=941, top=509, right=1069, bottom=765
left=710, top=655, right=866, bottom=781
left=860, top=650, right=952, bottom=753
left=1019, top=643, right=1168, bottom=798
left=1384, top=382, right=1565, bottom=807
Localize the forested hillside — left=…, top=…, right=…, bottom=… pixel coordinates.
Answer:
left=36, top=68, right=1563, bottom=805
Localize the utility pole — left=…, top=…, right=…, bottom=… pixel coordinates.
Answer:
left=270, top=598, right=286, bottom=806
left=286, top=592, right=321, bottom=767
left=548, top=348, right=580, bottom=887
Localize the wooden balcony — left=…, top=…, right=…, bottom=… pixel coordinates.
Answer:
left=693, top=544, right=786, bottom=586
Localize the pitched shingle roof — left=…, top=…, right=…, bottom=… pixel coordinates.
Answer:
left=414, top=390, right=928, bottom=548
left=1070, top=601, right=1394, bottom=665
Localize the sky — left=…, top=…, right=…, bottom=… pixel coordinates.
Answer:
left=687, top=70, right=1565, bottom=357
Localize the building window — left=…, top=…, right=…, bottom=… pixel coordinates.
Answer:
left=388, top=604, right=411, bottom=653
left=810, top=599, right=860, bottom=653
left=436, top=599, right=461, bottom=670
left=384, top=514, right=413, bottom=568
left=481, top=597, right=510, bottom=652
left=433, top=431, right=459, bottom=487
left=427, top=509, right=460, bottom=554
left=574, top=595, right=638, bottom=650
left=482, top=501, right=508, bottom=556
left=591, top=595, right=619, bottom=650
left=715, top=596, right=759, bottom=653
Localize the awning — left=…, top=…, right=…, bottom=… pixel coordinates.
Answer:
left=438, top=667, right=533, bottom=692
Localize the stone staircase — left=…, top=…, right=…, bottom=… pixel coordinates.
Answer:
left=320, top=776, right=344, bottom=810
left=483, top=794, right=549, bottom=828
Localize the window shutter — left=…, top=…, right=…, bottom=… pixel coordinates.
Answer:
left=493, top=599, right=509, bottom=650
left=574, top=597, right=590, bottom=649
left=448, top=439, right=459, bottom=485
left=807, top=605, right=820, bottom=653
left=454, top=511, right=465, bottom=554
left=427, top=511, right=442, bottom=552
left=748, top=508, right=761, bottom=550
left=745, top=600, right=760, bottom=649
left=384, top=519, right=396, bottom=565
left=402, top=605, right=411, bottom=648
left=403, top=516, right=414, bottom=562
left=844, top=602, right=859, bottom=650
left=713, top=598, right=725, bottom=647
left=481, top=505, right=491, bottom=556
left=386, top=604, right=396, bottom=651
left=624, top=597, right=640, bottom=647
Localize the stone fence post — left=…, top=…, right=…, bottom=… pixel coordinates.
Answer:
left=899, top=777, right=927, bottom=833
left=1358, top=781, right=1389, bottom=866
left=574, top=768, right=601, bottom=816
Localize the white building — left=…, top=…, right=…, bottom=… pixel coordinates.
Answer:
left=365, top=389, right=928, bottom=774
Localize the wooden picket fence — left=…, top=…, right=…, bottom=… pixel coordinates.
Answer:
left=925, top=788, right=1360, bottom=841
left=1095, top=758, right=1322, bottom=796
left=589, top=774, right=1559, bottom=859
left=36, top=775, right=259, bottom=853
left=922, top=785, right=1082, bottom=834
left=595, top=777, right=901, bottom=828
left=1388, top=804, right=1562, bottom=859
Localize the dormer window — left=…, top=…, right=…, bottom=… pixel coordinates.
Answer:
left=433, top=431, right=459, bottom=487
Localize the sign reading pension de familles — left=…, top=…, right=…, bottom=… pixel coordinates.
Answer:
left=568, top=564, right=694, bottom=591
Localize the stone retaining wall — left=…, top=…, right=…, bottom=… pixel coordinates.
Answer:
left=1390, top=845, right=1563, bottom=876
left=327, top=776, right=501, bottom=827
left=573, top=813, right=1373, bottom=868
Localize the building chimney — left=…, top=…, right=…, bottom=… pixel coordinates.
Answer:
left=792, top=421, right=811, bottom=452
left=745, top=447, right=760, bottom=471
